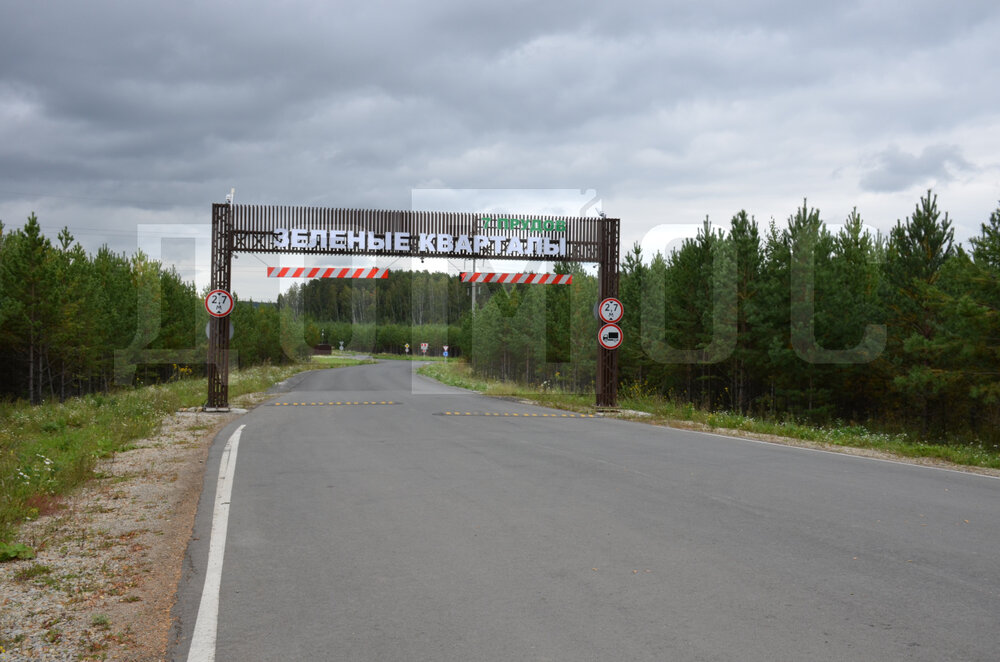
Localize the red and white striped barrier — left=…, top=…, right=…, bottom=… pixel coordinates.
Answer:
left=266, top=267, right=388, bottom=279
left=459, top=272, right=572, bottom=285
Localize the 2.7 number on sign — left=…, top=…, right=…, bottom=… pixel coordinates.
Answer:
left=598, top=297, right=624, bottom=323
left=205, top=289, right=234, bottom=317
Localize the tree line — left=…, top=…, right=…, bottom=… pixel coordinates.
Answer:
left=3, top=190, right=999, bottom=444
left=0, top=214, right=202, bottom=402
left=0, top=214, right=317, bottom=401
left=0, top=216, right=472, bottom=402
left=276, top=271, right=466, bottom=353
left=448, top=191, right=1000, bottom=442
left=617, top=192, right=1000, bottom=441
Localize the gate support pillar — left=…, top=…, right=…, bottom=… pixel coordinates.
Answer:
left=207, top=203, right=232, bottom=409
left=596, top=218, right=620, bottom=409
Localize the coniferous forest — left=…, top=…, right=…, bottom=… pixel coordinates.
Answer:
left=2, top=190, right=999, bottom=444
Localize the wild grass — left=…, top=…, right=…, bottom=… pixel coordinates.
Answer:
left=419, top=362, right=595, bottom=409
left=0, top=358, right=366, bottom=545
left=311, top=354, right=377, bottom=367
left=419, top=361, right=1000, bottom=471
left=13, top=562, right=53, bottom=581
left=370, top=353, right=447, bottom=362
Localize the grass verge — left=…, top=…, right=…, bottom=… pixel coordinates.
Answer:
left=311, top=354, right=378, bottom=366
left=0, top=358, right=367, bottom=545
left=371, top=353, right=447, bottom=362
left=419, top=361, right=1000, bottom=471
left=418, top=362, right=598, bottom=410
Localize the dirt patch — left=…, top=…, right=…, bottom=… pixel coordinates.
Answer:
left=0, top=393, right=267, bottom=661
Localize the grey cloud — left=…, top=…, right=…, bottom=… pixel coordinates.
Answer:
left=860, top=144, right=974, bottom=193
left=2, top=0, right=1000, bottom=266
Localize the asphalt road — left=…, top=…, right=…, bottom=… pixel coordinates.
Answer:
left=171, top=361, right=1000, bottom=661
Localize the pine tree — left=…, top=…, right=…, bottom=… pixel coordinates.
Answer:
left=948, top=202, right=1000, bottom=436
left=882, top=190, right=957, bottom=435
left=726, top=210, right=761, bottom=413
left=50, top=229, right=97, bottom=398
left=91, top=246, right=138, bottom=389
left=618, top=243, right=650, bottom=388
left=638, top=218, right=736, bottom=407
left=0, top=214, right=58, bottom=402
left=824, top=210, right=886, bottom=420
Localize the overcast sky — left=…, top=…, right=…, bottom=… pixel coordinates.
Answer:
left=2, top=0, right=999, bottom=300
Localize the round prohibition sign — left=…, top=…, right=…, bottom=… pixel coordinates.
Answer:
left=598, top=323, right=623, bottom=350
left=598, top=297, right=624, bottom=323
left=205, top=289, right=234, bottom=317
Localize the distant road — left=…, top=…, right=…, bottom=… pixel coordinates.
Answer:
left=172, top=360, right=1000, bottom=661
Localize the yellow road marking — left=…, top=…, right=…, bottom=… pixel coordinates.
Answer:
left=271, top=401, right=401, bottom=407
left=433, top=411, right=594, bottom=418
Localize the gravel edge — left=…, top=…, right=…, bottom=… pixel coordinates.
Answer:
left=0, top=393, right=266, bottom=661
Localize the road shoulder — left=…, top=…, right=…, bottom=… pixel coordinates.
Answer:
left=0, top=394, right=266, bottom=661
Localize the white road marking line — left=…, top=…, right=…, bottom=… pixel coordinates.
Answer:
left=188, top=424, right=244, bottom=661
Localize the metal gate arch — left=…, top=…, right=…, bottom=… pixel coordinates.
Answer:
left=207, top=203, right=619, bottom=408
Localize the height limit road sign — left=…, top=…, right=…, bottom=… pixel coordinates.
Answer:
left=598, top=297, right=624, bottom=324
left=205, top=289, right=234, bottom=317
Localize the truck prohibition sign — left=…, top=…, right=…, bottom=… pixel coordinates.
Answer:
left=598, top=323, right=623, bottom=350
